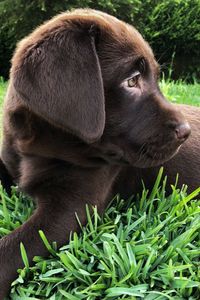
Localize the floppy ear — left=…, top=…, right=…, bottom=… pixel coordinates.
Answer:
left=12, top=28, right=105, bottom=143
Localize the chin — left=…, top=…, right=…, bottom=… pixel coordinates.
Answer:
left=126, top=146, right=181, bottom=168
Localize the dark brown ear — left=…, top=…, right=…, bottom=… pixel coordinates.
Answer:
left=12, top=27, right=105, bottom=143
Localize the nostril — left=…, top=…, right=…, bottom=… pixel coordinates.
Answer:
left=175, top=122, right=191, bottom=141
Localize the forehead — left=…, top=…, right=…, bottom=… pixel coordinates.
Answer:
left=76, top=9, right=158, bottom=80
left=67, top=9, right=156, bottom=59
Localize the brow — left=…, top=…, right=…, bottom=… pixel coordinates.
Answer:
left=122, top=56, right=147, bottom=75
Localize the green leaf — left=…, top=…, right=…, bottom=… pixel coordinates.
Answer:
left=20, top=242, right=29, bottom=269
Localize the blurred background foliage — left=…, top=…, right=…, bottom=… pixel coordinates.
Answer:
left=0, top=0, right=200, bottom=81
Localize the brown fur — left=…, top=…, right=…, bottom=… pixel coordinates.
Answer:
left=0, top=9, right=198, bottom=298
left=115, top=104, right=200, bottom=199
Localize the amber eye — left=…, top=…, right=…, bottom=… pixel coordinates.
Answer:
left=127, top=71, right=141, bottom=88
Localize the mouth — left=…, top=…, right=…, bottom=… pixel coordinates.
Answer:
left=93, top=136, right=184, bottom=168
left=125, top=140, right=182, bottom=168
left=144, top=146, right=180, bottom=166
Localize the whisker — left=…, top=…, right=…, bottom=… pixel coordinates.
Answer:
left=134, top=142, right=148, bottom=165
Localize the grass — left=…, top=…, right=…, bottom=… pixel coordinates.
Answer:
left=0, top=79, right=200, bottom=299
left=0, top=79, right=7, bottom=139
left=1, top=170, right=200, bottom=299
left=0, top=78, right=7, bottom=106
left=159, top=79, right=200, bottom=106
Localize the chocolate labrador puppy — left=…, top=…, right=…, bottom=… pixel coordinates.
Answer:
left=0, top=8, right=198, bottom=298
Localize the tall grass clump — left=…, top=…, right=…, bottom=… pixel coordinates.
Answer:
left=0, top=169, right=199, bottom=299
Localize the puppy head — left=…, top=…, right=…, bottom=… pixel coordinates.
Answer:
left=11, top=9, right=190, bottom=168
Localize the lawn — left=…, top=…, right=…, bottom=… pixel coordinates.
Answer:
left=0, top=80, right=200, bottom=299
left=0, top=80, right=7, bottom=135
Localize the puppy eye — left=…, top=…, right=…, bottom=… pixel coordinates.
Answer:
left=127, top=71, right=141, bottom=88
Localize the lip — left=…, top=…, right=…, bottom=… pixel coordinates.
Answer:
left=125, top=142, right=181, bottom=168
left=145, top=148, right=179, bottom=163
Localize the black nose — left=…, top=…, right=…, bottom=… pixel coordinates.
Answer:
left=175, top=122, right=191, bottom=141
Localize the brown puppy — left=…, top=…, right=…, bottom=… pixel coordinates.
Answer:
left=0, top=9, right=193, bottom=297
